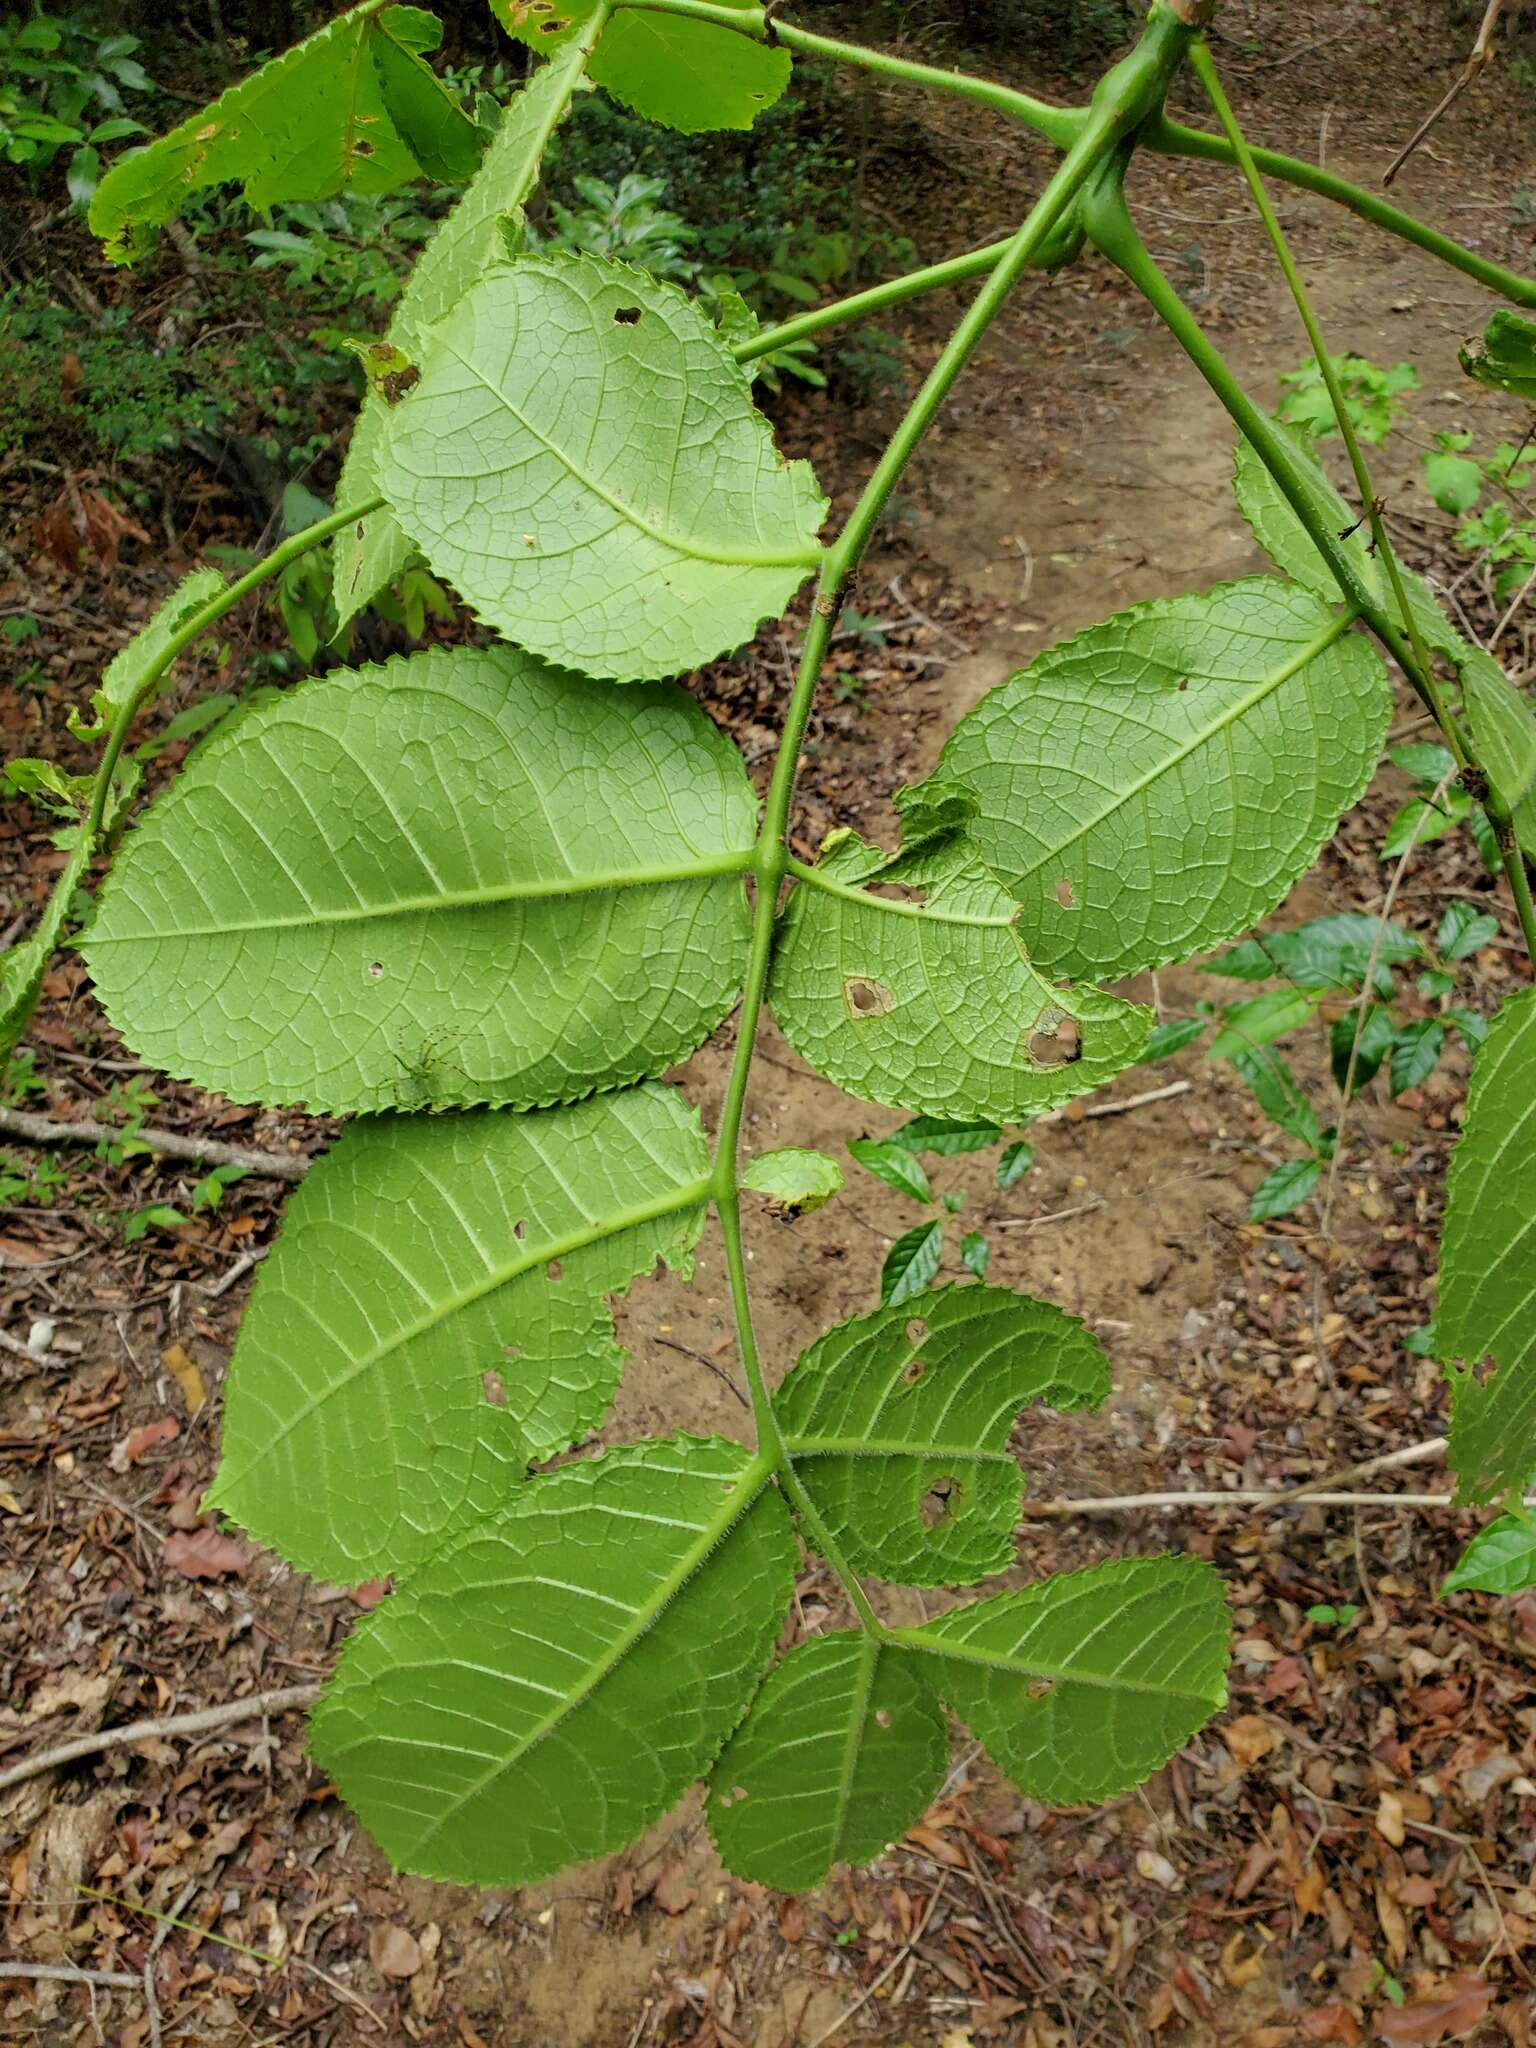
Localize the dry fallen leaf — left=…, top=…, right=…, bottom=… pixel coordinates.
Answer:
left=1136, top=1848, right=1182, bottom=1890
left=1303, top=2004, right=1364, bottom=2044
left=652, top=1864, right=697, bottom=1916
left=163, top=1526, right=248, bottom=1579
left=1224, top=1714, right=1279, bottom=1767
left=369, top=1923, right=422, bottom=1979
left=162, top=1344, right=206, bottom=1417
left=1221, top=1929, right=1264, bottom=1989
left=1373, top=1977, right=1494, bottom=2045
left=109, top=1416, right=179, bottom=1472
left=1376, top=1790, right=1406, bottom=1847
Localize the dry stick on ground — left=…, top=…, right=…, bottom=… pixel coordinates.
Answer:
left=0, top=1683, right=321, bottom=1796
left=1383, top=0, right=1512, bottom=186
left=0, top=1962, right=142, bottom=1989
left=0, top=1105, right=308, bottom=1181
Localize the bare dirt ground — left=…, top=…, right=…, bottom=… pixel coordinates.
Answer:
left=5, top=4, right=1536, bottom=2044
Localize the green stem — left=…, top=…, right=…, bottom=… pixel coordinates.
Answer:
left=1146, top=116, right=1536, bottom=308
left=608, top=0, right=1082, bottom=146
left=706, top=3, right=1200, bottom=1632
left=1497, top=823, right=1536, bottom=964
left=785, top=852, right=1014, bottom=926
left=86, top=498, right=385, bottom=844
left=733, top=238, right=1013, bottom=366
left=1184, top=40, right=1458, bottom=758
left=1082, top=182, right=1447, bottom=725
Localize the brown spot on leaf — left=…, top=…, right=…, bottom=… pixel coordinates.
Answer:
left=844, top=976, right=896, bottom=1019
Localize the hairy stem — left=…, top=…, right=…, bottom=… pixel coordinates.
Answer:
left=707, top=4, right=1200, bottom=1631
left=609, top=0, right=1082, bottom=146
left=1146, top=116, right=1536, bottom=307
left=1185, top=42, right=1456, bottom=753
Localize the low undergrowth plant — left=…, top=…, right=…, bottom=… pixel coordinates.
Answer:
left=5, top=0, right=1536, bottom=1894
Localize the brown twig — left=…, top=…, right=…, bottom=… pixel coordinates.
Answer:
left=0, top=1962, right=141, bottom=1988
left=0, top=1105, right=308, bottom=1181
left=0, top=1683, right=321, bottom=1794
left=1383, top=0, right=1511, bottom=186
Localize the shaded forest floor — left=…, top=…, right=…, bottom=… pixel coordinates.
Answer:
left=4, top=3, right=1536, bottom=2044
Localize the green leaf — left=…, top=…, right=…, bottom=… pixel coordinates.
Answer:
left=880, top=1221, right=944, bottom=1306
left=1207, top=913, right=1421, bottom=996
left=848, top=1138, right=934, bottom=1205
left=1423, top=450, right=1484, bottom=516
left=311, top=1435, right=795, bottom=1885
left=1438, top=901, right=1500, bottom=964
left=205, top=1085, right=708, bottom=1581
left=1233, top=426, right=1464, bottom=658
left=778, top=1284, right=1109, bottom=1587
left=1417, top=969, right=1457, bottom=1001
left=69, top=566, right=225, bottom=741
left=1460, top=308, right=1536, bottom=402
left=1388, top=1017, right=1445, bottom=1096
left=1381, top=788, right=1469, bottom=860
left=741, top=1147, right=843, bottom=1217
left=1458, top=648, right=1536, bottom=863
left=491, top=0, right=788, bottom=132
left=1329, top=1003, right=1394, bottom=1094
left=708, top=1634, right=946, bottom=1889
left=889, top=1116, right=1002, bottom=1158
left=334, top=41, right=594, bottom=623
left=923, top=578, right=1390, bottom=980
left=0, top=830, right=92, bottom=1059
left=1446, top=1005, right=1488, bottom=1052
left=379, top=253, right=824, bottom=682
left=84, top=645, right=754, bottom=1114
left=960, top=1231, right=990, bottom=1280
left=1231, top=1045, right=1320, bottom=1151
left=897, top=1554, right=1229, bottom=1803
left=369, top=10, right=483, bottom=181
left=1249, top=1156, right=1322, bottom=1222
left=771, top=829, right=1151, bottom=1124
left=1207, top=988, right=1319, bottom=1059
left=997, top=1139, right=1034, bottom=1188
left=1442, top=1515, right=1536, bottom=1596
left=1443, top=990, right=1536, bottom=1504
left=89, top=4, right=473, bottom=261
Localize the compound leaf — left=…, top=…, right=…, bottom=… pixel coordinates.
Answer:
left=1233, top=427, right=1463, bottom=658
left=1442, top=1515, right=1536, bottom=1597
left=741, top=1147, right=844, bottom=1216
left=90, top=3, right=477, bottom=262
left=1208, top=912, right=1421, bottom=995
left=925, top=579, right=1391, bottom=980
left=1460, top=309, right=1536, bottom=402
left=771, top=827, right=1151, bottom=1123
left=1459, top=647, right=1536, bottom=862
left=206, top=1085, right=710, bottom=1582
left=311, top=1435, right=795, bottom=1886
left=1249, top=1156, right=1321, bottom=1222
left=84, top=644, right=755, bottom=1113
left=491, top=0, right=789, bottom=132
left=708, top=1634, right=946, bottom=1890
left=379, top=254, right=824, bottom=681
left=899, top=1553, right=1229, bottom=1803
left=335, top=40, right=595, bottom=622
left=1443, top=989, right=1536, bottom=1504
left=778, top=1284, right=1110, bottom=1587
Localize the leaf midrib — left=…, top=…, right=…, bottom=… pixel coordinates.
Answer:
left=90, top=850, right=756, bottom=944
left=439, top=336, right=822, bottom=573
left=888, top=1625, right=1218, bottom=1701
left=986, top=604, right=1357, bottom=893
left=408, top=1450, right=777, bottom=1855
left=208, top=1174, right=712, bottom=1504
